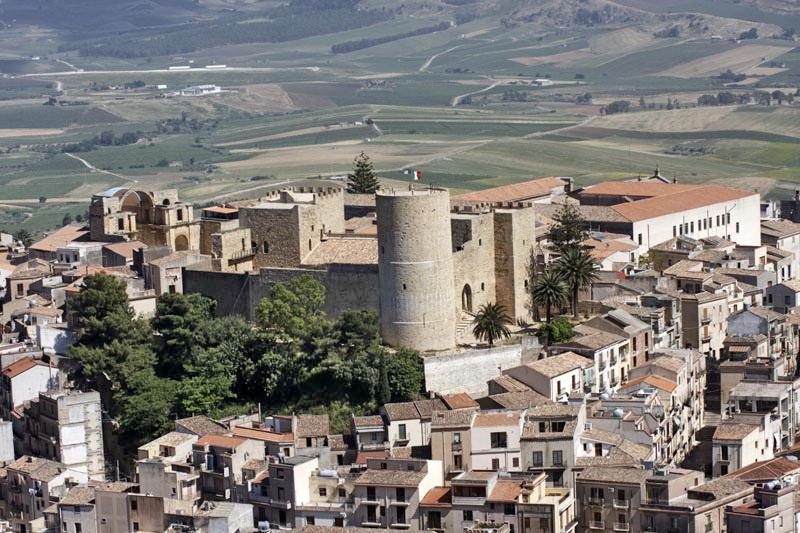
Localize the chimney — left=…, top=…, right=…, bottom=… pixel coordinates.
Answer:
left=673, top=177, right=678, bottom=184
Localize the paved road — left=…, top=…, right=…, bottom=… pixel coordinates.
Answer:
left=17, top=66, right=321, bottom=78
left=420, top=45, right=464, bottom=72
left=451, top=78, right=501, bottom=106
left=65, top=153, right=136, bottom=183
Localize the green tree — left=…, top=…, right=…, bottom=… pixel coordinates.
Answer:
left=114, top=371, right=177, bottom=445
left=556, top=247, right=599, bottom=318
left=546, top=203, right=588, bottom=255
left=536, top=317, right=573, bottom=344
left=386, top=349, right=425, bottom=402
left=62, top=214, right=73, bottom=226
left=176, top=350, right=234, bottom=418
left=346, top=151, right=379, bottom=194
left=377, top=351, right=391, bottom=405
left=13, top=229, right=34, bottom=248
left=68, top=274, right=137, bottom=346
left=532, top=268, right=567, bottom=326
left=472, top=302, right=512, bottom=347
left=257, top=275, right=328, bottom=340
left=151, top=293, right=216, bottom=374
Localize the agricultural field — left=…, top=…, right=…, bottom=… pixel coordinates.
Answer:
left=2, top=0, right=800, bottom=235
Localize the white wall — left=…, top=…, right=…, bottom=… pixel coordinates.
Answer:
left=633, top=194, right=761, bottom=254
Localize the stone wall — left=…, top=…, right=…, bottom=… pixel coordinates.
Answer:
left=377, top=188, right=456, bottom=352
left=423, top=340, right=539, bottom=396
left=493, top=208, right=536, bottom=320
left=452, top=213, right=496, bottom=316
left=183, top=264, right=379, bottom=322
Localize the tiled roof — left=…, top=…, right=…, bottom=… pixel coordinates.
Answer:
left=2, top=357, right=51, bottom=378
left=713, top=423, right=759, bottom=441
left=647, top=356, right=685, bottom=373
left=488, top=390, right=552, bottom=409
left=690, top=477, right=752, bottom=499
left=473, top=411, right=520, bottom=428
left=414, top=399, right=447, bottom=419
left=490, top=375, right=531, bottom=393
left=355, top=450, right=389, bottom=464
left=576, top=466, right=650, bottom=484
left=431, top=410, right=473, bottom=428
left=525, top=351, right=593, bottom=378
left=420, top=486, right=451, bottom=508
left=232, top=427, right=294, bottom=443
left=103, top=241, right=145, bottom=258
left=383, top=401, right=420, bottom=421
left=195, top=434, right=247, bottom=449
left=30, top=224, right=90, bottom=253
left=301, top=238, right=378, bottom=266
left=441, top=393, right=479, bottom=410
left=564, top=328, right=626, bottom=350
left=729, top=457, right=800, bottom=482
left=59, top=486, right=95, bottom=505
left=602, top=184, right=755, bottom=223
left=176, top=415, right=227, bottom=436
left=453, top=177, right=566, bottom=204
left=352, top=415, right=384, bottom=428
left=296, top=415, right=330, bottom=437
left=355, top=468, right=426, bottom=487
left=580, top=181, right=700, bottom=198
left=487, top=480, right=524, bottom=503
left=619, top=375, right=677, bottom=393
left=8, top=456, right=66, bottom=481
left=762, top=219, right=800, bottom=238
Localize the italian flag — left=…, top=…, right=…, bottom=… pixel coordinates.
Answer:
left=413, top=170, right=422, bottom=181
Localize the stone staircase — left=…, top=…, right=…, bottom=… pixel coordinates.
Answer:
left=680, top=411, right=721, bottom=474
left=456, top=312, right=477, bottom=345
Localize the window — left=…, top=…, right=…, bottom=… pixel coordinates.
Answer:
left=490, top=432, right=508, bottom=449
left=133, top=523, right=139, bottom=531
left=552, top=450, right=563, bottom=466
left=513, top=457, right=519, bottom=468
left=306, top=517, right=315, bottom=526
left=590, top=487, right=604, bottom=500
left=463, top=510, right=473, bottom=522
left=396, top=507, right=406, bottom=525
left=551, top=421, right=565, bottom=432
left=532, top=451, right=543, bottom=466
left=339, top=488, right=346, bottom=498
left=673, top=226, right=676, bottom=237
left=690, top=221, right=694, bottom=232
left=504, top=504, right=515, bottom=515
left=118, top=219, right=125, bottom=230
left=454, top=454, right=463, bottom=470
left=492, top=458, right=500, bottom=470
left=396, top=488, right=405, bottom=502
left=727, top=213, right=731, bottom=224
left=398, top=424, right=407, bottom=441
left=334, top=518, right=344, bottom=527
left=263, top=241, right=269, bottom=254
left=367, top=487, right=376, bottom=501
left=637, top=233, right=642, bottom=245
left=453, top=432, right=461, bottom=444
left=428, top=512, right=442, bottom=530
left=177, top=209, right=183, bottom=221
left=539, top=422, right=546, bottom=432
left=131, top=501, right=138, bottom=511
left=736, top=222, right=740, bottom=233
left=319, top=487, right=327, bottom=497
left=618, top=489, right=626, bottom=501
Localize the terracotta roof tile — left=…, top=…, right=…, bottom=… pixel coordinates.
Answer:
left=176, top=415, right=227, bottom=436
left=2, top=357, right=52, bottom=378
left=487, top=480, right=524, bottom=503
left=232, top=427, right=294, bottom=443
left=441, top=393, right=479, bottom=410
left=420, top=486, right=451, bottom=508
left=295, top=415, right=330, bottom=437
left=195, top=434, right=247, bottom=449
left=713, top=423, right=759, bottom=441
left=29, top=224, right=90, bottom=253
left=453, top=177, right=566, bottom=204
left=620, top=374, right=677, bottom=393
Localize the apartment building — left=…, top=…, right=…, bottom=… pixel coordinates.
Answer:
left=584, top=308, right=653, bottom=369
left=430, top=410, right=473, bottom=480
left=520, top=403, right=584, bottom=488
left=726, top=481, right=796, bottom=533
left=712, top=419, right=775, bottom=478
left=761, top=219, right=800, bottom=281
left=351, top=415, right=387, bottom=454
left=352, top=457, right=443, bottom=531
left=766, top=279, right=800, bottom=313
left=552, top=325, right=631, bottom=393
left=503, top=352, right=592, bottom=400
left=470, top=410, right=523, bottom=472
left=574, top=466, right=650, bottom=533
left=19, top=389, right=104, bottom=481
left=191, top=434, right=265, bottom=502
left=728, top=380, right=795, bottom=450
left=4, top=456, right=88, bottom=533
left=0, top=357, right=59, bottom=420
left=381, top=399, right=445, bottom=450
left=136, top=431, right=200, bottom=502
left=681, top=291, right=729, bottom=358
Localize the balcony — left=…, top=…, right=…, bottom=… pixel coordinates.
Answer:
left=612, top=499, right=629, bottom=509
left=705, top=523, right=714, bottom=532
left=361, top=521, right=381, bottom=528
left=452, top=442, right=463, bottom=452
left=701, top=334, right=712, bottom=343
left=266, top=498, right=292, bottom=509
left=700, top=316, right=711, bottom=325
left=229, top=247, right=257, bottom=261
left=202, top=465, right=230, bottom=477
left=452, top=495, right=487, bottom=506
left=614, top=523, right=630, bottom=532
left=599, top=362, right=607, bottom=371
left=390, top=523, right=412, bottom=529
left=589, top=521, right=604, bottom=530
left=389, top=500, right=410, bottom=507
left=587, top=497, right=604, bottom=506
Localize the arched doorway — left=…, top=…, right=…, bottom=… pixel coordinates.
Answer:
left=461, top=284, right=473, bottom=312
left=174, top=234, right=189, bottom=251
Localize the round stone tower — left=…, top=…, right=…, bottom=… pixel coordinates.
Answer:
left=376, top=187, right=456, bottom=352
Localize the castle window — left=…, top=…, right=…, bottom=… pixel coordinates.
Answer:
left=263, top=241, right=269, bottom=254
left=403, top=284, right=407, bottom=290
left=481, top=282, right=485, bottom=291
left=177, top=209, right=183, bottom=221
left=309, top=239, right=312, bottom=251
left=479, top=239, right=482, bottom=246
left=381, top=246, right=385, bottom=254
left=118, top=219, right=125, bottom=231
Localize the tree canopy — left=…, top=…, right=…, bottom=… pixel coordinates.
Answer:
left=346, top=151, right=379, bottom=194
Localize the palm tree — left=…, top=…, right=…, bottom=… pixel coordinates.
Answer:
left=532, top=268, right=567, bottom=324
left=556, top=247, right=598, bottom=318
left=472, top=303, right=512, bottom=347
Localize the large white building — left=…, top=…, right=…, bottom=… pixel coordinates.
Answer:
left=573, top=181, right=761, bottom=255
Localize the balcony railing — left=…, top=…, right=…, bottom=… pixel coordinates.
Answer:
left=452, top=442, right=463, bottom=452
left=589, top=521, right=604, bottom=530
left=229, top=247, right=257, bottom=261
left=614, top=523, right=630, bottom=532
left=612, top=499, right=629, bottom=509
left=588, top=497, right=604, bottom=506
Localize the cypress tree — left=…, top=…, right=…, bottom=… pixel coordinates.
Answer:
left=347, top=152, right=379, bottom=194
